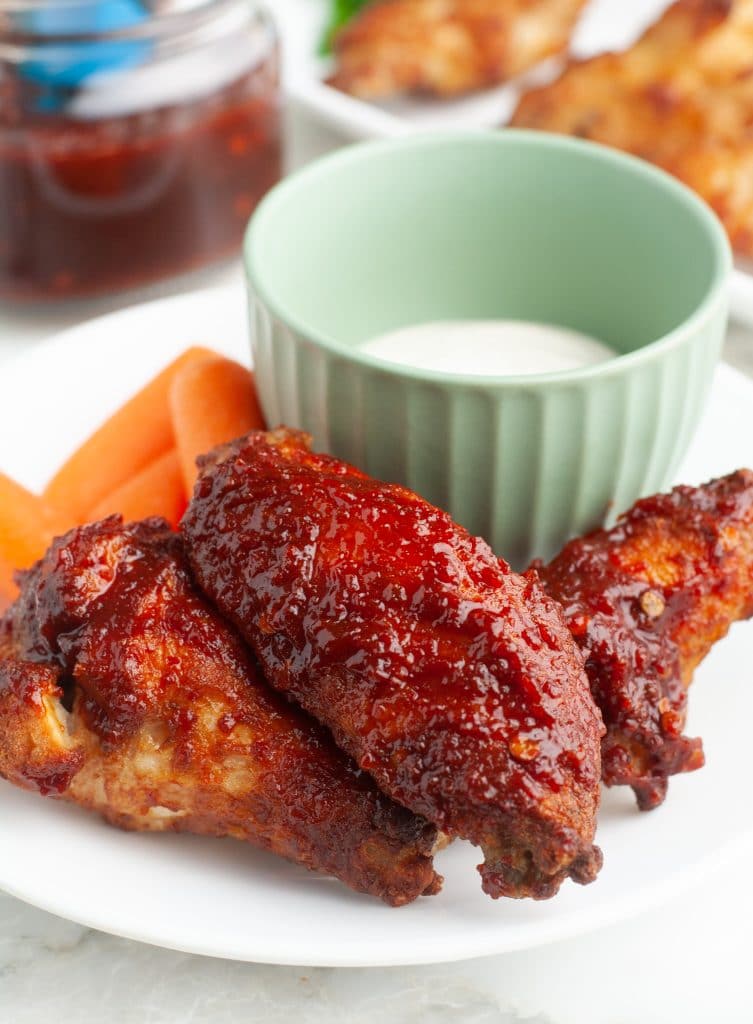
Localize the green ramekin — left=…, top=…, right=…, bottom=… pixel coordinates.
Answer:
left=244, top=132, right=731, bottom=567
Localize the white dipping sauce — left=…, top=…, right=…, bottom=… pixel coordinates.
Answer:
left=360, top=320, right=615, bottom=376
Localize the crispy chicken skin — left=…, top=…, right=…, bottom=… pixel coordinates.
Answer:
left=0, top=517, right=441, bottom=906
left=535, top=471, right=753, bottom=810
left=511, top=0, right=753, bottom=256
left=182, top=429, right=604, bottom=900
left=328, top=0, right=588, bottom=99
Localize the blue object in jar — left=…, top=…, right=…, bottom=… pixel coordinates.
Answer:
left=19, top=0, right=149, bottom=105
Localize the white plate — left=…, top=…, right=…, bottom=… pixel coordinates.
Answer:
left=0, top=287, right=752, bottom=967
left=278, top=0, right=753, bottom=326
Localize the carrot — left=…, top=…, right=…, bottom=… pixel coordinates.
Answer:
left=0, top=554, right=16, bottom=612
left=0, top=472, right=72, bottom=603
left=89, top=449, right=187, bottom=529
left=44, top=346, right=214, bottom=522
left=170, top=355, right=265, bottom=493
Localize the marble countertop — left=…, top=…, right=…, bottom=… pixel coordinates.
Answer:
left=1, top=110, right=752, bottom=1023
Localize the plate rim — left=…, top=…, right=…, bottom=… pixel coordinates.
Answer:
left=0, top=801, right=750, bottom=967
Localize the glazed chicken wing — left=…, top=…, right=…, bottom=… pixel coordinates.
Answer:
left=536, top=471, right=753, bottom=810
left=328, top=0, right=589, bottom=99
left=182, top=429, right=604, bottom=900
left=0, top=517, right=440, bottom=906
left=511, top=0, right=753, bottom=256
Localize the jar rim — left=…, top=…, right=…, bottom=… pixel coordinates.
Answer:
left=0, top=0, right=265, bottom=45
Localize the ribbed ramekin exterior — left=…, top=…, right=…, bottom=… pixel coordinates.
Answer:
left=250, top=287, right=727, bottom=569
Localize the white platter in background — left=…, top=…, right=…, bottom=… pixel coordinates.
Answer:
left=0, top=287, right=751, bottom=965
left=277, top=0, right=753, bottom=326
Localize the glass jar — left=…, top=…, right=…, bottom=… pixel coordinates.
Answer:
left=0, top=0, right=281, bottom=302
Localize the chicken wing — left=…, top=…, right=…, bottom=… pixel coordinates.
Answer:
left=328, top=0, right=589, bottom=99
left=0, top=517, right=441, bottom=906
left=182, top=429, right=604, bottom=900
left=511, top=0, right=753, bottom=256
left=535, top=470, right=753, bottom=810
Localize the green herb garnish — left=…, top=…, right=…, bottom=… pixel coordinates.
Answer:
left=320, top=0, right=370, bottom=54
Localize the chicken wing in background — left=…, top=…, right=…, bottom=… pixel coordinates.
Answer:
left=511, top=0, right=753, bottom=257
left=0, top=517, right=441, bottom=906
left=328, top=0, right=589, bottom=99
left=183, top=429, right=604, bottom=901
left=535, top=470, right=753, bottom=810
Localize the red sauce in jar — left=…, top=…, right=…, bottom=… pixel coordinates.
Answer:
left=0, top=59, right=281, bottom=301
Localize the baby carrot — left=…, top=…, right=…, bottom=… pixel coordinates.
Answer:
left=170, top=355, right=265, bottom=494
left=0, top=555, right=15, bottom=612
left=0, top=472, right=72, bottom=603
left=89, top=449, right=187, bottom=529
left=44, top=346, right=214, bottom=522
